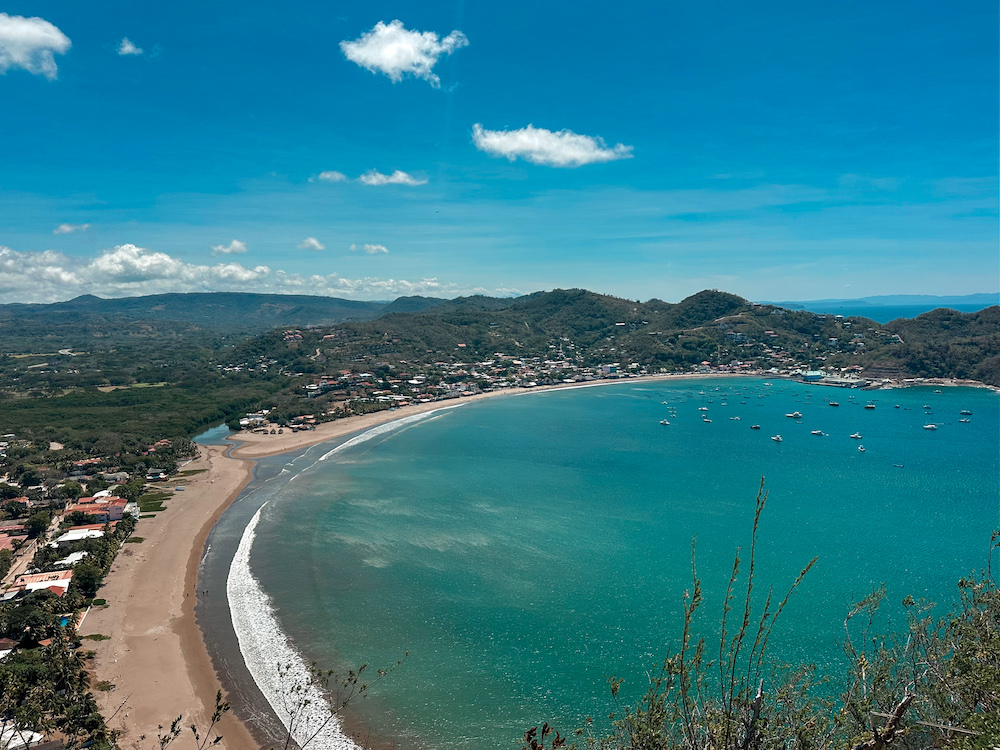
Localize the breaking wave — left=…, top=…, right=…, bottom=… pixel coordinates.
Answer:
left=227, top=505, right=360, bottom=750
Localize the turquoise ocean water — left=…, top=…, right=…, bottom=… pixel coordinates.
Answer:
left=243, top=379, right=999, bottom=749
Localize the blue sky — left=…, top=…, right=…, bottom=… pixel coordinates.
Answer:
left=0, top=0, right=996, bottom=302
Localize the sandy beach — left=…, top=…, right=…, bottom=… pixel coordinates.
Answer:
left=79, top=370, right=991, bottom=749
left=229, top=373, right=748, bottom=460
left=79, top=445, right=259, bottom=749
left=74, top=373, right=786, bottom=748
left=76, top=376, right=701, bottom=748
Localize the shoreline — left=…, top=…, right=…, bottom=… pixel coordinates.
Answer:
left=228, top=373, right=765, bottom=460
left=78, top=444, right=260, bottom=749
left=85, top=372, right=998, bottom=749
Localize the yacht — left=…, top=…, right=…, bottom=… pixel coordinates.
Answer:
left=858, top=445, right=866, bottom=453
left=864, top=403, right=876, bottom=410
left=923, top=424, right=938, bottom=430
left=959, top=418, right=970, bottom=423
left=850, top=432, right=863, bottom=439
left=785, top=411, right=803, bottom=418
left=811, top=430, right=824, bottom=436
left=960, top=409, right=972, bottom=415
left=771, top=434, right=782, bottom=442
left=829, top=401, right=839, bottom=407
left=659, top=419, right=670, bottom=425
left=750, top=424, right=761, bottom=430
left=698, top=406, right=709, bottom=411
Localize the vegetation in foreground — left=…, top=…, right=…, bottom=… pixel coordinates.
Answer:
left=526, top=485, right=999, bottom=750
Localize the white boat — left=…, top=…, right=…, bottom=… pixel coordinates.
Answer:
left=811, top=430, right=823, bottom=436
left=771, top=435, right=782, bottom=442
left=730, top=416, right=741, bottom=421
left=850, top=433, right=863, bottom=439
left=785, top=411, right=802, bottom=418
left=960, top=409, right=972, bottom=415
left=959, top=418, right=971, bottom=423
left=829, top=401, right=839, bottom=407
left=703, top=418, right=712, bottom=423
left=864, top=403, right=875, bottom=410
left=750, top=424, right=761, bottom=430
left=924, top=424, right=937, bottom=430
left=659, top=419, right=670, bottom=425
left=858, top=445, right=865, bottom=452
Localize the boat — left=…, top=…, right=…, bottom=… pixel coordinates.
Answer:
left=750, top=425, right=761, bottom=430
left=864, top=404, right=875, bottom=410
left=659, top=419, right=670, bottom=425
left=771, top=435, right=782, bottom=442
left=698, top=406, right=709, bottom=411
left=829, top=402, right=839, bottom=407
left=960, top=409, right=972, bottom=415
left=858, top=445, right=865, bottom=452
left=934, top=389, right=942, bottom=393
left=703, top=418, right=712, bottom=423
left=924, top=424, right=937, bottom=430
left=959, top=418, right=971, bottom=423
left=894, top=404, right=900, bottom=409
left=730, top=416, right=741, bottom=421
left=923, top=405, right=931, bottom=409
left=850, top=433, right=863, bottom=439
left=811, top=430, right=823, bottom=436
left=893, top=464, right=904, bottom=468
left=785, top=411, right=802, bottom=418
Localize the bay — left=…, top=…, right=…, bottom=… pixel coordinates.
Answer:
left=245, top=378, right=999, bottom=749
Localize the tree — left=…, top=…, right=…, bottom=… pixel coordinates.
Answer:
left=23, top=511, right=51, bottom=538
left=58, top=481, right=85, bottom=501
left=1, top=500, right=28, bottom=519
left=71, top=562, right=104, bottom=599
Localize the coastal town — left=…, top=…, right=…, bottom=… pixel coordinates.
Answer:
left=0, top=290, right=996, bottom=749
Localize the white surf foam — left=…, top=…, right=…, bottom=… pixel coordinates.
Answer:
left=317, top=405, right=462, bottom=462
left=225, top=406, right=467, bottom=748
left=227, top=504, right=361, bottom=750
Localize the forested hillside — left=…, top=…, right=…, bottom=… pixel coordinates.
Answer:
left=0, top=289, right=996, bottom=452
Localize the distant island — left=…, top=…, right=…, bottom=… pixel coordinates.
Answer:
left=762, top=292, right=999, bottom=321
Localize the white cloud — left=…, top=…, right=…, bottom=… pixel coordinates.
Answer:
left=349, top=243, right=389, bottom=255
left=0, top=13, right=71, bottom=80
left=53, top=223, right=90, bottom=235
left=340, top=19, right=468, bottom=88
left=117, top=37, right=143, bottom=56
left=298, top=237, right=325, bottom=251
left=358, top=169, right=427, bottom=186
left=0, top=244, right=506, bottom=301
left=310, top=170, right=348, bottom=183
left=472, top=123, right=633, bottom=168
left=211, top=239, right=248, bottom=255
